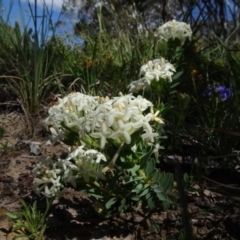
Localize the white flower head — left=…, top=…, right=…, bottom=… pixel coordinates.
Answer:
left=32, top=156, right=66, bottom=198
left=90, top=94, right=158, bottom=148
left=32, top=145, right=108, bottom=197
left=44, top=92, right=100, bottom=141
left=155, top=20, right=192, bottom=42
left=128, top=78, right=149, bottom=93
left=66, top=146, right=107, bottom=182
left=128, top=58, right=176, bottom=93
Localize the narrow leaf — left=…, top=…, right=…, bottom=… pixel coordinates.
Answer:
left=105, top=198, right=117, bottom=209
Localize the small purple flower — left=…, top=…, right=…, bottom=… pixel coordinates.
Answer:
left=202, top=85, right=232, bottom=101
left=214, top=85, right=231, bottom=101
left=218, top=87, right=231, bottom=101
left=214, top=85, right=226, bottom=93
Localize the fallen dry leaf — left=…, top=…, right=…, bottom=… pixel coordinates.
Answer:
left=6, top=232, right=29, bottom=240
left=0, top=208, right=13, bottom=232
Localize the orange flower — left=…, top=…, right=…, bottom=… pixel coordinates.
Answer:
left=191, top=69, right=204, bottom=84
left=191, top=69, right=197, bottom=76
left=106, top=55, right=112, bottom=61
left=86, top=59, right=92, bottom=68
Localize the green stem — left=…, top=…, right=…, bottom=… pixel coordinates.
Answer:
left=93, top=181, right=115, bottom=196
left=91, top=181, right=123, bottom=199
left=107, top=142, right=124, bottom=170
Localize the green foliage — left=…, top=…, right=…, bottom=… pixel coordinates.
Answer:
left=5, top=198, right=52, bottom=240
left=81, top=143, right=177, bottom=219
left=0, top=140, right=15, bottom=156
left=0, top=0, right=61, bottom=113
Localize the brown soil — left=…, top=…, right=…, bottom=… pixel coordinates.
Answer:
left=1, top=107, right=240, bottom=240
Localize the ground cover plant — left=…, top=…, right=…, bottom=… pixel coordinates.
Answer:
left=1, top=0, right=240, bottom=239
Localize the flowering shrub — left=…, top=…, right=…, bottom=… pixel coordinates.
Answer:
left=33, top=89, right=177, bottom=217
left=154, top=20, right=192, bottom=42
left=128, top=58, right=176, bottom=93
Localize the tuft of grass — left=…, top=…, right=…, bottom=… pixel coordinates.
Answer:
left=0, top=140, right=15, bottom=156
left=5, top=198, right=52, bottom=240
left=0, top=0, right=62, bottom=113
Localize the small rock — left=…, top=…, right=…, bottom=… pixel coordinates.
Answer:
left=124, top=234, right=134, bottom=240
left=203, top=189, right=211, bottom=197
left=29, top=142, right=41, bottom=156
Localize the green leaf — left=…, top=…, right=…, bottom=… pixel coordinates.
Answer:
left=12, top=222, right=25, bottom=232
left=150, top=219, right=161, bottom=233
left=151, top=171, right=164, bottom=183
left=163, top=201, right=170, bottom=210
left=161, top=173, right=174, bottom=192
left=13, top=233, right=28, bottom=240
left=157, top=192, right=167, bottom=201
left=131, top=196, right=140, bottom=201
left=136, top=183, right=144, bottom=189
left=139, top=187, right=149, bottom=197
left=89, top=193, right=104, bottom=198
left=123, top=176, right=143, bottom=184
left=118, top=199, right=126, bottom=212
left=19, top=198, right=28, bottom=210
left=169, top=90, right=178, bottom=94
left=145, top=192, right=151, bottom=200
left=172, top=71, right=183, bottom=81
left=132, top=183, right=143, bottom=192
left=151, top=183, right=164, bottom=193
left=88, top=188, right=104, bottom=198
left=39, top=224, right=47, bottom=236
left=33, top=201, right=37, bottom=210
left=4, top=212, right=18, bottom=219
left=145, top=158, right=155, bottom=178
left=81, top=134, right=100, bottom=149
left=127, top=164, right=140, bottom=176
left=105, top=198, right=117, bottom=209
left=139, top=146, right=153, bottom=169
left=147, top=195, right=156, bottom=210
left=167, top=194, right=177, bottom=204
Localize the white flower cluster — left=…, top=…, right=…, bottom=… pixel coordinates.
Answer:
left=154, top=20, right=192, bottom=42
left=45, top=91, right=160, bottom=148
left=32, top=156, right=67, bottom=198
left=44, top=92, right=100, bottom=141
left=90, top=94, right=159, bottom=148
left=33, top=146, right=107, bottom=198
left=128, top=58, right=176, bottom=93
left=65, top=146, right=107, bottom=183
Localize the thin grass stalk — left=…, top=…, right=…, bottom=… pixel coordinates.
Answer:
left=0, top=0, right=63, bottom=113
left=0, top=0, right=14, bottom=24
